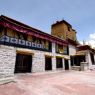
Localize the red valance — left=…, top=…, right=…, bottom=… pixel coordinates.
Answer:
left=0, top=20, right=67, bottom=46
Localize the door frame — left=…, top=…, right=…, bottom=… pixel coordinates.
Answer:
left=14, top=53, right=32, bottom=73
left=64, top=59, right=69, bottom=70
left=45, top=56, right=52, bottom=70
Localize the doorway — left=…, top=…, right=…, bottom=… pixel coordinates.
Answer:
left=45, top=56, right=52, bottom=70
left=56, top=58, right=63, bottom=68
left=15, top=53, right=32, bottom=73
left=64, top=59, right=69, bottom=70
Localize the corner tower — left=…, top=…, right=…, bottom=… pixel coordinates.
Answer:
left=51, top=20, right=77, bottom=41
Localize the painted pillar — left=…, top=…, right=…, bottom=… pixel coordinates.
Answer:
left=62, top=58, right=65, bottom=70
left=52, top=56, right=56, bottom=71
left=52, top=42, right=56, bottom=71
left=32, top=51, right=45, bottom=72
left=68, top=59, right=71, bottom=70
left=86, top=51, right=92, bottom=69
left=52, top=42, right=56, bottom=53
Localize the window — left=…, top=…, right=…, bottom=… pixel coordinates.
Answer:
left=68, top=27, right=70, bottom=31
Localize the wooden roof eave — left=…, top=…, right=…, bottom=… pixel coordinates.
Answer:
left=0, top=16, right=68, bottom=46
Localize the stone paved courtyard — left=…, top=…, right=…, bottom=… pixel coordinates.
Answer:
left=0, top=70, right=95, bottom=95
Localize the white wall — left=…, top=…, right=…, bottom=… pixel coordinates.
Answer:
left=86, top=50, right=95, bottom=69
left=0, top=45, right=16, bottom=77
left=52, top=56, right=56, bottom=70
left=69, top=44, right=76, bottom=55
left=32, top=51, right=45, bottom=72
left=0, top=42, right=70, bottom=76
left=68, top=44, right=76, bottom=69
left=52, top=43, right=56, bottom=53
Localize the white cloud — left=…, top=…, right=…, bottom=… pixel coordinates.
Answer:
left=79, top=32, right=95, bottom=48
left=88, top=33, right=95, bottom=47
left=87, top=39, right=95, bottom=48
left=79, top=41, right=83, bottom=45
left=90, top=33, right=95, bottom=40
left=79, top=40, right=90, bottom=45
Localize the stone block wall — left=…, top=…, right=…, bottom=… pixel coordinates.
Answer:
left=69, top=44, right=76, bottom=55
left=0, top=45, right=16, bottom=83
left=68, top=44, right=76, bottom=69
left=32, top=51, right=45, bottom=72
left=52, top=57, right=56, bottom=70
left=16, top=47, right=70, bottom=73
left=86, top=50, right=93, bottom=69
left=52, top=43, right=56, bottom=53
left=0, top=44, right=71, bottom=75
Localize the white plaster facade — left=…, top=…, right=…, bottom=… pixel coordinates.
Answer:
left=0, top=45, right=16, bottom=84
left=1, top=41, right=95, bottom=84
left=0, top=45, right=16, bottom=77
left=85, top=50, right=95, bottom=69
left=1, top=42, right=95, bottom=84
left=68, top=44, right=77, bottom=69
left=0, top=42, right=70, bottom=83
left=69, top=44, right=76, bottom=55
left=16, top=42, right=70, bottom=72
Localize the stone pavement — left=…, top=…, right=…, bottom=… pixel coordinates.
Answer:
left=0, top=70, right=95, bottom=95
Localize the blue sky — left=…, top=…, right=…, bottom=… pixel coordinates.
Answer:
left=0, top=0, right=95, bottom=46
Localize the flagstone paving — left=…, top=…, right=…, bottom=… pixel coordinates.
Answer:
left=0, top=70, right=95, bottom=95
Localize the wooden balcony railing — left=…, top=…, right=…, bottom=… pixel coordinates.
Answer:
left=0, top=35, right=52, bottom=52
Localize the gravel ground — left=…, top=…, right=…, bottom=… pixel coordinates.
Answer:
left=0, top=70, right=95, bottom=95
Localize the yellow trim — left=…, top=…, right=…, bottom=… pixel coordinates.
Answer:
left=16, top=50, right=34, bottom=55
left=71, top=53, right=86, bottom=57
left=64, top=57, right=70, bottom=60
left=56, top=56, right=63, bottom=58
left=63, top=56, right=70, bottom=60
left=56, top=55, right=70, bottom=60
left=45, top=55, right=53, bottom=58
left=71, top=54, right=85, bottom=57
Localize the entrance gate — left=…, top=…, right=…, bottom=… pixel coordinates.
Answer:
left=45, top=56, right=52, bottom=70
left=56, top=58, right=63, bottom=68
left=64, top=59, right=69, bottom=70
left=15, top=53, right=32, bottom=73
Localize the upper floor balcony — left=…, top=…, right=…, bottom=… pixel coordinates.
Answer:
left=0, top=35, right=52, bottom=52
left=56, top=44, right=69, bottom=55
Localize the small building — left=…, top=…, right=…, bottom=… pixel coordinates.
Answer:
left=71, top=45, right=95, bottom=69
